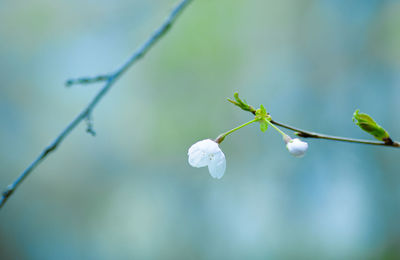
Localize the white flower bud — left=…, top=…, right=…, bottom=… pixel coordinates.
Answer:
left=286, top=138, right=308, bottom=157
left=188, top=139, right=226, bottom=179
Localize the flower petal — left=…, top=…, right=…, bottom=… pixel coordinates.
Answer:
left=208, top=151, right=226, bottom=179
left=188, top=146, right=208, bottom=168
left=188, top=139, right=220, bottom=168
left=286, top=138, right=308, bottom=157
left=194, top=139, right=220, bottom=154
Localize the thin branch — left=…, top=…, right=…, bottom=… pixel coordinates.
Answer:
left=270, top=120, right=400, bottom=147
left=0, top=0, right=193, bottom=209
left=66, top=75, right=110, bottom=87
left=233, top=95, right=400, bottom=148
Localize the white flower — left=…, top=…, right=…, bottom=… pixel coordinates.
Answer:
left=188, top=139, right=226, bottom=179
left=286, top=138, right=308, bottom=157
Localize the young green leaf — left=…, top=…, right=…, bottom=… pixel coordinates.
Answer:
left=227, top=92, right=255, bottom=113
left=353, top=109, right=390, bottom=141
left=260, top=104, right=266, bottom=115
left=255, top=105, right=267, bottom=118
left=260, top=119, right=268, bottom=132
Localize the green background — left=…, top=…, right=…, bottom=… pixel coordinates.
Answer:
left=1, top=0, right=400, bottom=259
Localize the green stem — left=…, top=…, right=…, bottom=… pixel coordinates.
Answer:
left=215, top=119, right=258, bottom=143
left=265, top=119, right=289, bottom=139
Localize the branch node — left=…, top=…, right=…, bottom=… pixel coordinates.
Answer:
left=295, top=132, right=315, bottom=138
left=383, top=137, right=394, bottom=145
left=85, top=114, right=96, bottom=137
left=65, top=75, right=111, bottom=87
left=2, top=187, right=13, bottom=198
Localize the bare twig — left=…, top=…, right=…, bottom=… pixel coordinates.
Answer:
left=270, top=120, right=400, bottom=147
left=66, top=75, right=110, bottom=87
left=0, top=0, right=193, bottom=209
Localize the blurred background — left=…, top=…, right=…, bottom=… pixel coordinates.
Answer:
left=1, top=0, right=400, bottom=259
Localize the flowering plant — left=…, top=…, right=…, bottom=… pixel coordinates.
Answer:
left=188, top=93, right=309, bottom=178
left=187, top=92, right=398, bottom=179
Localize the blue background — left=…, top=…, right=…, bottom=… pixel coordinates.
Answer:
left=1, top=0, right=400, bottom=259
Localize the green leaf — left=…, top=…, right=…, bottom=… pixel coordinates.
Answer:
left=234, top=92, right=240, bottom=102
left=260, top=104, right=266, bottom=115
left=255, top=105, right=267, bottom=117
left=227, top=98, right=239, bottom=106
left=229, top=92, right=250, bottom=111
left=260, top=119, right=268, bottom=132
left=227, top=92, right=256, bottom=113
left=353, top=109, right=390, bottom=141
